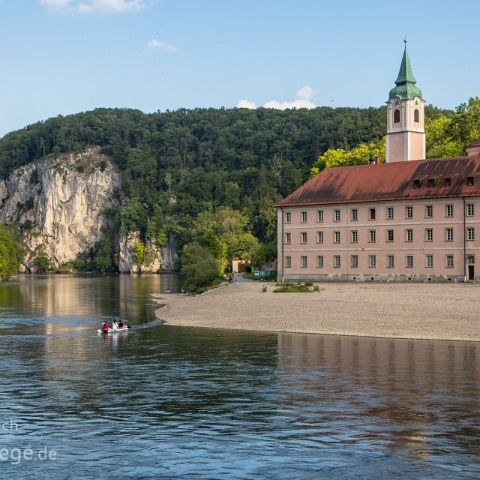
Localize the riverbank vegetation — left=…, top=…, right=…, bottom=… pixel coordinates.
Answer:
left=0, top=225, right=23, bottom=279
left=273, top=283, right=320, bottom=293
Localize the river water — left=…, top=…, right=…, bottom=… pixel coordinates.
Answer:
left=0, top=275, right=479, bottom=479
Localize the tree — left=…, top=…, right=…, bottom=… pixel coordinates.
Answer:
left=0, top=224, right=23, bottom=279
left=181, top=243, right=219, bottom=293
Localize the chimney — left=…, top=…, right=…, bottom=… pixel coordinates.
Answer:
left=466, top=139, right=480, bottom=157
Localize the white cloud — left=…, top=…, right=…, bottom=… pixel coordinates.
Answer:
left=148, top=39, right=177, bottom=52
left=237, top=99, right=257, bottom=109
left=237, top=86, right=316, bottom=111
left=40, top=0, right=145, bottom=14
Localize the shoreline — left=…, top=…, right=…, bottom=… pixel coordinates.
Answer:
left=153, top=282, right=480, bottom=342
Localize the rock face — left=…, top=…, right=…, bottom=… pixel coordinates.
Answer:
left=0, top=148, right=120, bottom=272
left=118, top=231, right=177, bottom=273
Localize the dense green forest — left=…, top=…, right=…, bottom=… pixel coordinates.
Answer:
left=0, top=99, right=477, bottom=286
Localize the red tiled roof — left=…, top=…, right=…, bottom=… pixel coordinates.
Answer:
left=278, top=156, right=480, bottom=207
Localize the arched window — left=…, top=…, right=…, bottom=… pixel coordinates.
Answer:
left=393, top=109, right=401, bottom=124
left=414, top=109, right=420, bottom=123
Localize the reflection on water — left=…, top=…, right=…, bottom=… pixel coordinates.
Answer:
left=0, top=276, right=479, bottom=479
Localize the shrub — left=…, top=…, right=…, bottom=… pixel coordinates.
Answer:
left=33, top=255, right=51, bottom=273
left=181, top=242, right=220, bottom=293
left=0, top=224, right=23, bottom=279
left=261, top=286, right=267, bottom=293
left=273, top=283, right=313, bottom=293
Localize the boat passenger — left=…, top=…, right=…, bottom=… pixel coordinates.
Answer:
left=119, top=321, right=126, bottom=328
left=112, top=320, right=119, bottom=331
left=102, top=321, right=109, bottom=332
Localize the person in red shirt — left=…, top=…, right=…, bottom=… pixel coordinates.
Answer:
left=102, top=321, right=109, bottom=332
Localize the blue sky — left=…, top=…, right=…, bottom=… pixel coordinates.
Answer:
left=0, top=0, right=479, bottom=137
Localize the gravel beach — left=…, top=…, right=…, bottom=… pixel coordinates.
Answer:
left=153, top=282, right=480, bottom=341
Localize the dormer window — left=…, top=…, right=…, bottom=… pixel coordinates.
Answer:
left=393, top=109, right=401, bottom=124
left=427, top=179, right=436, bottom=188
left=467, top=176, right=474, bottom=186
left=413, top=179, right=421, bottom=189
left=444, top=178, right=451, bottom=187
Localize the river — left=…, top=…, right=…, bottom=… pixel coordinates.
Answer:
left=0, top=275, right=479, bottom=479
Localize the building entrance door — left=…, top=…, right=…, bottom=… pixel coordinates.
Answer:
left=467, top=256, right=475, bottom=281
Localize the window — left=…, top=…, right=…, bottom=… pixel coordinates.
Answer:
left=444, top=178, right=451, bottom=187
left=405, top=255, right=414, bottom=268
left=317, top=210, right=324, bottom=223
left=334, top=209, right=341, bottom=222
left=467, top=203, right=475, bottom=216
left=425, top=228, right=433, bottom=242
left=369, top=230, right=376, bottom=243
left=351, top=230, right=358, bottom=243
left=413, top=180, right=421, bottom=189
left=425, top=255, right=433, bottom=268
left=368, top=255, right=376, bottom=268
left=387, top=255, right=395, bottom=268
left=301, top=211, right=308, bottom=223
left=386, top=207, right=394, bottom=220
left=414, top=109, right=420, bottom=123
left=317, top=231, right=324, bottom=244
left=350, top=255, right=358, bottom=268
left=445, top=228, right=454, bottom=242
left=333, top=231, right=341, bottom=244
left=369, top=208, right=376, bottom=220
left=285, top=232, right=291, bottom=244
left=386, top=230, right=394, bottom=242
left=351, top=209, right=358, bottom=221
left=393, top=109, right=400, bottom=124
left=333, top=255, right=341, bottom=268
left=467, top=176, right=474, bottom=186
left=446, top=255, right=454, bottom=268
left=405, top=229, right=413, bottom=242
left=285, top=256, right=292, bottom=268
left=428, top=179, right=436, bottom=188
left=300, top=256, right=308, bottom=268
left=446, top=204, right=454, bottom=217
left=285, top=212, right=291, bottom=224
left=425, top=205, right=433, bottom=218
left=300, top=232, right=308, bottom=244
left=316, top=256, right=324, bottom=268
left=405, top=206, right=413, bottom=219
left=467, top=227, right=475, bottom=241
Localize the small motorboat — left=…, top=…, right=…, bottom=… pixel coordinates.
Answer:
left=97, top=326, right=129, bottom=334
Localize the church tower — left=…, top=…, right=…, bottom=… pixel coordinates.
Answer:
left=386, top=40, right=425, bottom=163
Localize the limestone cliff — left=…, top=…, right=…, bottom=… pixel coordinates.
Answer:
left=0, top=148, right=120, bottom=271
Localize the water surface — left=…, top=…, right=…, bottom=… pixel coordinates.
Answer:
left=0, top=275, right=479, bottom=479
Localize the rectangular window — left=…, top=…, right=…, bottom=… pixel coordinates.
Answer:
left=317, top=231, right=324, bottom=244
left=386, top=207, right=394, bottom=220
left=413, top=179, right=421, bottom=189
left=444, top=178, right=452, bottom=187
left=446, top=204, right=454, bottom=217
left=317, top=210, right=324, bottom=223
left=387, top=255, right=395, bottom=268
left=425, top=205, right=433, bottom=218
left=426, top=255, right=433, bottom=268
left=333, top=255, right=341, bottom=268
left=285, top=232, right=291, bottom=244
left=467, top=227, right=475, bottom=241
left=285, top=212, right=291, bottom=224
left=386, top=229, right=394, bottom=242
left=300, top=256, right=308, bottom=268
left=301, top=211, right=308, bottom=223
left=285, top=256, right=291, bottom=268
left=425, top=228, right=433, bottom=242
left=405, top=206, right=413, bottom=219
left=405, top=255, right=414, bottom=268
left=350, top=255, right=358, bottom=268
left=316, top=255, right=324, bottom=268
left=351, top=230, right=358, bottom=243
left=368, top=255, right=376, bottom=268
left=428, top=178, right=436, bottom=188
left=467, top=176, right=474, bottom=186
left=369, top=230, right=376, bottom=243
left=369, top=208, right=376, bottom=220
left=467, top=203, right=475, bottom=216
left=333, top=231, right=341, bottom=244
left=405, top=229, right=413, bottom=242
left=334, top=209, right=341, bottom=222
left=445, top=228, right=454, bottom=242
left=300, top=232, right=308, bottom=244
left=446, top=255, right=454, bottom=268
left=351, top=209, right=358, bottom=221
